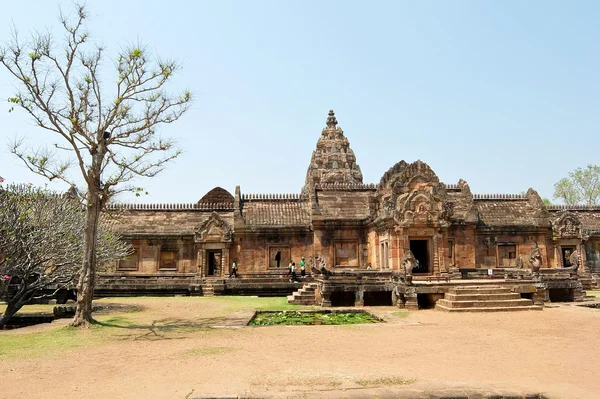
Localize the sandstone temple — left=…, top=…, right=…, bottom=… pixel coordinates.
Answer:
left=100, top=110, right=600, bottom=309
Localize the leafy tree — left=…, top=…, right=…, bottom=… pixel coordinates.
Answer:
left=553, top=165, right=600, bottom=205
left=0, top=5, right=191, bottom=326
left=0, top=184, right=130, bottom=327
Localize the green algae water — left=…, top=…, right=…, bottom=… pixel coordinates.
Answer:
left=249, top=310, right=381, bottom=326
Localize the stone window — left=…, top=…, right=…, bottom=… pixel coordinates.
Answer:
left=335, top=241, right=358, bottom=267
left=160, top=249, right=178, bottom=270
left=269, top=246, right=290, bottom=269
left=118, top=249, right=139, bottom=271
left=497, top=244, right=517, bottom=267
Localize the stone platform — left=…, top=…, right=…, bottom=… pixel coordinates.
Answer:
left=435, top=286, right=543, bottom=312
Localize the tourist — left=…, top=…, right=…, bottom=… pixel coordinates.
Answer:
left=300, top=257, right=306, bottom=278
left=290, top=262, right=298, bottom=283
left=275, top=251, right=281, bottom=268
left=288, top=260, right=293, bottom=276
left=229, top=260, right=238, bottom=278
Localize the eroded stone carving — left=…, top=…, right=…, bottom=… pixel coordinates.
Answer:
left=529, top=243, right=542, bottom=273
left=552, top=212, right=582, bottom=238
left=195, top=212, right=233, bottom=243
left=401, top=250, right=417, bottom=276
left=566, top=249, right=581, bottom=273
left=377, top=160, right=450, bottom=227
left=516, top=255, right=524, bottom=269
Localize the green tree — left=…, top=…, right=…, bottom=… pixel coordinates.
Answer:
left=553, top=165, right=600, bottom=205
left=0, top=4, right=191, bottom=326
left=0, top=184, right=130, bottom=327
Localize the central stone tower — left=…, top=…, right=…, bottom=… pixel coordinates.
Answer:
left=303, top=110, right=363, bottom=190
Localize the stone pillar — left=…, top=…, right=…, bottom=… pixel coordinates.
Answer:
left=321, top=291, right=332, bottom=307
left=533, top=283, right=547, bottom=306
left=433, top=234, right=439, bottom=274
left=404, top=286, right=418, bottom=310
left=222, top=248, right=230, bottom=277
left=197, top=249, right=205, bottom=277
left=391, top=288, right=398, bottom=307
left=320, top=281, right=332, bottom=306
left=355, top=290, right=364, bottom=307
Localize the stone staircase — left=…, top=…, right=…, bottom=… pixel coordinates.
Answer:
left=435, top=286, right=543, bottom=312
left=203, top=278, right=224, bottom=297
left=287, top=282, right=319, bottom=305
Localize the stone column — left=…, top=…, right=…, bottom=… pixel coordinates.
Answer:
left=196, top=249, right=204, bottom=277
left=355, top=290, right=364, bottom=307
left=404, top=286, right=419, bottom=310
left=222, top=248, right=230, bottom=277
left=433, top=234, right=439, bottom=274
left=533, top=283, right=547, bottom=306
left=320, top=282, right=332, bottom=307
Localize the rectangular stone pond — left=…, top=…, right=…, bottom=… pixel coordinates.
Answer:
left=248, top=309, right=383, bottom=326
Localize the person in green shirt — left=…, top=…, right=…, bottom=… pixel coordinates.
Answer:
left=299, top=257, right=306, bottom=278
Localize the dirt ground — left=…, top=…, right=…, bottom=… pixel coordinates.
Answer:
left=1, top=297, right=599, bottom=399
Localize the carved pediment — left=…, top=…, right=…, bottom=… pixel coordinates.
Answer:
left=195, top=212, right=233, bottom=243
left=393, top=187, right=449, bottom=227
left=552, top=212, right=582, bottom=238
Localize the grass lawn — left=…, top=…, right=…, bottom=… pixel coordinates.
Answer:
left=0, top=303, right=57, bottom=314
left=0, top=296, right=315, bottom=360
left=587, top=290, right=600, bottom=299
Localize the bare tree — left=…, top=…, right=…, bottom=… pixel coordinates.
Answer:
left=0, top=4, right=191, bottom=326
left=0, top=184, right=131, bottom=327
left=553, top=165, right=600, bottom=206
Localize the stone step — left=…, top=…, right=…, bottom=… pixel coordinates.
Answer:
left=294, top=290, right=316, bottom=297
left=287, top=295, right=316, bottom=305
left=448, top=287, right=512, bottom=295
left=445, top=293, right=521, bottom=301
left=437, top=299, right=534, bottom=309
left=436, top=304, right=543, bottom=312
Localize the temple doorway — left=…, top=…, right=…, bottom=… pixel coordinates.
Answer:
left=207, top=250, right=222, bottom=276
left=561, top=246, right=576, bottom=267
left=410, top=240, right=429, bottom=273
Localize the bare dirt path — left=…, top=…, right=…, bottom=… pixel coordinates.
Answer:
left=1, top=298, right=598, bottom=399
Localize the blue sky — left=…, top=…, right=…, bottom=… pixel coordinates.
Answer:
left=0, top=1, right=598, bottom=203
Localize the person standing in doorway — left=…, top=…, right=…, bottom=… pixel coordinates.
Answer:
left=275, top=251, right=281, bottom=268
left=229, top=260, right=238, bottom=278
left=299, top=257, right=306, bottom=278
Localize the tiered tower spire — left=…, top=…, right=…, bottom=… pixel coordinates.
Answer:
left=303, top=110, right=363, bottom=189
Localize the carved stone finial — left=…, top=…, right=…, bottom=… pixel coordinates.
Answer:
left=326, top=110, right=337, bottom=129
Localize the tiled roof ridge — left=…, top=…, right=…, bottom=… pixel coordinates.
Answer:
left=316, top=182, right=377, bottom=190
left=106, top=202, right=234, bottom=210
left=547, top=204, right=600, bottom=210
left=241, top=193, right=302, bottom=200
left=473, top=193, right=527, bottom=200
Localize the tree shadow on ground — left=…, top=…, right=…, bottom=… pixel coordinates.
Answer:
left=94, top=316, right=228, bottom=341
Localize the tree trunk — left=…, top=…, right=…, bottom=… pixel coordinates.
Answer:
left=71, top=187, right=101, bottom=327
left=0, top=290, right=30, bottom=328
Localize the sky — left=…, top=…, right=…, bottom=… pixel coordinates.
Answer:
left=0, top=0, right=598, bottom=204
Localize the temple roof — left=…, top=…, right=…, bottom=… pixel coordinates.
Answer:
left=316, top=190, right=372, bottom=220
left=303, top=110, right=363, bottom=189
left=198, top=187, right=234, bottom=204
left=476, top=199, right=543, bottom=227
left=242, top=200, right=311, bottom=226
